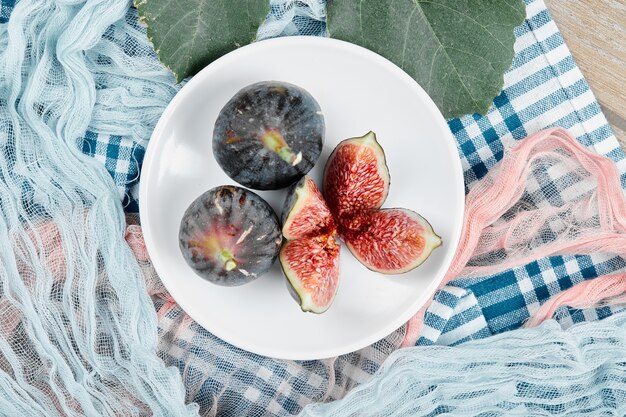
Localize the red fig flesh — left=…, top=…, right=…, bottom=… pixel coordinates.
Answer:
left=280, top=176, right=341, bottom=313
left=342, top=209, right=442, bottom=274
left=280, top=234, right=340, bottom=313
left=281, top=176, right=335, bottom=240
left=323, top=132, right=441, bottom=274
left=323, top=131, right=390, bottom=219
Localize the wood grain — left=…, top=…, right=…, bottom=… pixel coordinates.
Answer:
left=544, top=0, right=626, bottom=149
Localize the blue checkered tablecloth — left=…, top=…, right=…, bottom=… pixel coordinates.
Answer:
left=0, top=0, right=13, bottom=23
left=2, top=0, right=625, bottom=415
left=416, top=0, right=626, bottom=346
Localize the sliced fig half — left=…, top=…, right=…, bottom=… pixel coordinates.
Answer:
left=279, top=234, right=340, bottom=313
left=179, top=186, right=282, bottom=286
left=342, top=209, right=442, bottom=274
left=281, top=175, right=335, bottom=240
left=323, top=131, right=390, bottom=219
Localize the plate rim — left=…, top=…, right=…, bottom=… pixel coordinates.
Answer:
left=139, top=36, right=465, bottom=360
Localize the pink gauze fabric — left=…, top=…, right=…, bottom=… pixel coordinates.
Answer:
left=125, top=224, right=149, bottom=262
left=402, top=128, right=626, bottom=346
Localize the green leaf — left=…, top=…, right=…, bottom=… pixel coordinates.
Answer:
left=135, top=0, right=270, bottom=82
left=327, top=0, right=526, bottom=118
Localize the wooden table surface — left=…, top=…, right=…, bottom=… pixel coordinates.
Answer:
left=544, top=0, right=626, bottom=149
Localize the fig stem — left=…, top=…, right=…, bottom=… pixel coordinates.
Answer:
left=218, top=249, right=237, bottom=271
left=260, top=129, right=299, bottom=165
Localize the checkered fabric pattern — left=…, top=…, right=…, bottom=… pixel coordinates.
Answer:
left=154, top=297, right=405, bottom=416
left=3, top=0, right=626, bottom=415
left=81, top=131, right=145, bottom=212
left=0, top=0, right=13, bottom=23
left=417, top=0, right=626, bottom=346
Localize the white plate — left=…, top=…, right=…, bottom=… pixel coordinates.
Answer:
left=140, top=37, right=464, bottom=360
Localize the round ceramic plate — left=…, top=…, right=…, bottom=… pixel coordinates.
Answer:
left=140, top=36, right=464, bottom=360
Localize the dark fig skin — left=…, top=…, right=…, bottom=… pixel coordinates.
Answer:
left=213, top=81, right=324, bottom=190
left=179, top=186, right=282, bottom=286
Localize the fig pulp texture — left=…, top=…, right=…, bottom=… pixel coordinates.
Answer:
left=280, top=176, right=340, bottom=313
left=179, top=186, right=282, bottom=286
left=323, top=131, right=441, bottom=274
left=213, top=81, right=324, bottom=190
left=280, top=235, right=340, bottom=314
left=343, top=209, right=442, bottom=274
left=281, top=175, right=335, bottom=240
left=323, top=131, right=390, bottom=219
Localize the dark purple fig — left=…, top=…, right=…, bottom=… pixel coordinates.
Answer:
left=213, top=81, right=324, bottom=190
left=179, top=185, right=282, bottom=286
